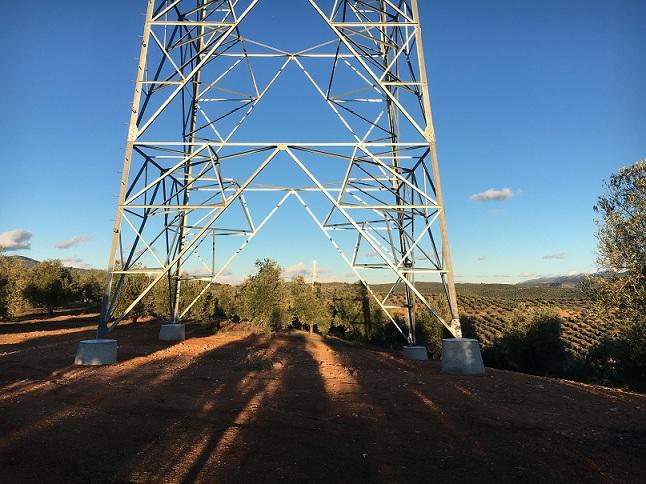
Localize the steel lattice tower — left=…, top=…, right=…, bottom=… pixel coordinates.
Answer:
left=97, top=0, right=463, bottom=345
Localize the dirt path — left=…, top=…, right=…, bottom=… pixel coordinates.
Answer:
left=1, top=314, right=645, bottom=483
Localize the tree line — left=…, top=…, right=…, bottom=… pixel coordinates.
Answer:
left=0, top=258, right=104, bottom=318
left=110, top=258, right=447, bottom=354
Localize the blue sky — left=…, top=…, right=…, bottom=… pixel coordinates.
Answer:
left=0, top=0, right=644, bottom=283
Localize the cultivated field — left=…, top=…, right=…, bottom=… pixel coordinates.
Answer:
left=454, top=287, right=614, bottom=355
left=1, top=311, right=645, bottom=483
left=377, top=283, right=614, bottom=357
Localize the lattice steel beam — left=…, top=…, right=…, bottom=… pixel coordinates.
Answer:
left=98, top=0, right=462, bottom=343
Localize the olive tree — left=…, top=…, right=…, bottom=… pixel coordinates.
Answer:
left=239, top=259, right=291, bottom=331
left=590, top=159, right=646, bottom=320
left=289, top=276, right=330, bottom=334
left=23, top=260, right=77, bottom=315
left=0, top=253, right=29, bottom=319
left=586, top=160, right=646, bottom=386
left=112, top=272, right=155, bottom=323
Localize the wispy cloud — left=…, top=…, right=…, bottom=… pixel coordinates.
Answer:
left=0, top=229, right=32, bottom=251
left=55, top=235, right=92, bottom=249
left=61, top=256, right=94, bottom=270
left=364, top=250, right=379, bottom=258
left=470, top=187, right=515, bottom=202
left=477, top=255, right=488, bottom=261
left=543, top=252, right=566, bottom=260
left=519, top=272, right=536, bottom=278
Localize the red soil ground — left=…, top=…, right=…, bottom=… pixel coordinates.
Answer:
left=1, top=311, right=645, bottom=483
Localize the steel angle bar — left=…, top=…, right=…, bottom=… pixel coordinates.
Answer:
left=136, top=0, right=259, bottom=138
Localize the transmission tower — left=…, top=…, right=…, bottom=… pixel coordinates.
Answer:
left=92, top=0, right=464, bottom=349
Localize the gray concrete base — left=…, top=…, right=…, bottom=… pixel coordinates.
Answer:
left=74, top=339, right=118, bottom=366
left=441, top=338, right=485, bottom=375
left=159, top=323, right=185, bottom=342
left=403, top=346, right=429, bottom=361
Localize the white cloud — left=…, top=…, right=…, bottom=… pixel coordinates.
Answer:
left=284, top=261, right=309, bottom=277
left=543, top=252, right=566, bottom=260
left=61, top=256, right=94, bottom=270
left=470, top=187, right=515, bottom=202
left=519, top=272, right=536, bottom=278
left=185, top=266, right=233, bottom=278
left=0, top=229, right=32, bottom=251
left=55, top=235, right=92, bottom=249
left=477, top=255, right=488, bottom=261
left=284, top=261, right=339, bottom=282
left=364, top=250, right=379, bottom=258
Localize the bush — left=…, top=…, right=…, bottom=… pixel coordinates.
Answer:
left=23, top=260, right=78, bottom=315
left=414, top=309, right=445, bottom=359
left=483, top=310, right=567, bottom=377
left=0, top=255, right=29, bottom=319
left=112, top=272, right=155, bottom=323
left=586, top=316, right=646, bottom=390
left=213, top=284, right=240, bottom=320
left=288, top=276, right=329, bottom=334
left=583, top=160, right=646, bottom=389
left=239, top=259, right=291, bottom=331
left=78, top=270, right=105, bottom=306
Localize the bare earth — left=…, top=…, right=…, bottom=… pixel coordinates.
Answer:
left=1, top=312, right=645, bottom=483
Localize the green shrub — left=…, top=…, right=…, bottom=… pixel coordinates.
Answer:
left=483, top=310, right=567, bottom=377
left=23, top=260, right=78, bottom=315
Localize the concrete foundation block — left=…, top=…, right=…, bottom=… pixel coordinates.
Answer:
left=441, top=338, right=485, bottom=375
left=159, top=323, right=185, bottom=342
left=75, top=339, right=118, bottom=366
left=403, top=346, right=429, bottom=361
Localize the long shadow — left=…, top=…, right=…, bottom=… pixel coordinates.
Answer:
left=0, top=319, right=213, bottom=389
left=2, top=324, right=644, bottom=483
left=0, top=312, right=99, bottom=334
left=0, top=326, right=330, bottom=482
left=184, top=332, right=335, bottom=482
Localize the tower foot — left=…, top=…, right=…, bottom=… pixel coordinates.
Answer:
left=441, top=338, right=485, bottom=375
left=403, top=346, right=429, bottom=360
left=159, top=323, right=185, bottom=342
left=75, top=339, right=118, bottom=366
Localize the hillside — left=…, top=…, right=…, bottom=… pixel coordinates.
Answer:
left=0, top=315, right=644, bottom=482
left=4, top=255, right=39, bottom=269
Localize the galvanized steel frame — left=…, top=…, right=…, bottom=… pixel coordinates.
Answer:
left=98, top=0, right=462, bottom=343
